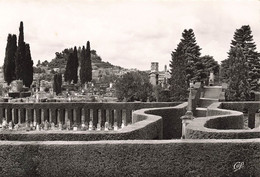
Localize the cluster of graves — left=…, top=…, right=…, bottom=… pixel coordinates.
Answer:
left=0, top=79, right=117, bottom=103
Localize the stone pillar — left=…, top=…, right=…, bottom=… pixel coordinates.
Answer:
left=180, top=89, right=194, bottom=139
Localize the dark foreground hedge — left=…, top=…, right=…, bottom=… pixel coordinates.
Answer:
left=0, top=139, right=259, bottom=177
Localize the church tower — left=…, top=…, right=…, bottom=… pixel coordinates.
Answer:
left=149, top=62, right=159, bottom=86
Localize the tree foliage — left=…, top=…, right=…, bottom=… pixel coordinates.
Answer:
left=225, top=45, right=251, bottom=101
left=115, top=71, right=153, bottom=102
left=221, top=25, right=260, bottom=100
left=169, top=43, right=188, bottom=101
left=72, top=47, right=79, bottom=84
left=86, top=41, right=92, bottom=82
left=15, top=21, right=26, bottom=81
left=23, top=44, right=34, bottom=87
left=80, top=46, right=87, bottom=84
left=181, top=29, right=202, bottom=83
left=200, top=55, right=219, bottom=84
left=53, top=73, right=62, bottom=95
left=64, top=53, right=74, bottom=83
left=3, top=34, right=17, bottom=85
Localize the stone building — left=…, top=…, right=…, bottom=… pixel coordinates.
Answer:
left=149, top=62, right=170, bottom=87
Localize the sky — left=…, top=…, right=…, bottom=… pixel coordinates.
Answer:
left=0, top=0, right=260, bottom=71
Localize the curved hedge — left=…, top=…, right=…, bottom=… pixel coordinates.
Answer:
left=186, top=102, right=260, bottom=139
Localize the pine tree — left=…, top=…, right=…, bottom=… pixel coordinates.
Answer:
left=222, top=25, right=260, bottom=92
left=72, top=46, right=79, bottom=84
left=23, top=44, right=34, bottom=87
left=169, top=43, right=188, bottom=101
left=179, top=29, right=202, bottom=84
left=80, top=46, right=87, bottom=84
left=86, top=41, right=92, bottom=82
left=3, top=34, right=17, bottom=85
left=15, top=21, right=26, bottom=81
left=225, top=44, right=251, bottom=101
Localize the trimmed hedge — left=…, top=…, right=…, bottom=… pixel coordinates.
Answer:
left=186, top=102, right=260, bottom=139
left=0, top=139, right=259, bottom=177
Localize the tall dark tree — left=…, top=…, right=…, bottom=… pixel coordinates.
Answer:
left=231, top=25, right=260, bottom=91
left=53, top=73, right=62, bottom=95
left=15, top=21, right=26, bottom=81
left=80, top=46, right=87, bottom=84
left=72, top=47, right=79, bottom=84
left=181, top=29, right=202, bottom=83
left=169, top=43, right=188, bottom=101
left=221, top=25, right=260, bottom=92
left=64, top=53, right=74, bottom=83
left=23, top=44, right=34, bottom=87
left=86, top=41, right=92, bottom=82
left=3, top=34, right=17, bottom=84
left=225, top=44, right=250, bottom=101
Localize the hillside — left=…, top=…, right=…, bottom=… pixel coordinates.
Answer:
left=46, top=49, right=123, bottom=71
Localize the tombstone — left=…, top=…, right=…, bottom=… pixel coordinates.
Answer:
left=2, top=118, right=7, bottom=129
left=14, top=124, right=19, bottom=131
left=96, top=123, right=101, bottom=131
left=58, top=123, right=63, bottom=130
left=89, top=121, right=93, bottom=130
left=10, top=80, right=23, bottom=92
left=44, top=120, right=49, bottom=130
left=8, top=121, right=13, bottom=130
left=104, top=122, right=109, bottom=131
left=73, top=126, right=78, bottom=131
left=51, top=122, right=55, bottom=130
left=121, top=120, right=125, bottom=129
left=36, top=124, right=40, bottom=131
left=66, top=119, right=71, bottom=130
left=81, top=123, right=86, bottom=131
left=113, top=122, right=118, bottom=131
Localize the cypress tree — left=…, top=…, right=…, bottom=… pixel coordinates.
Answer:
left=80, top=46, right=87, bottom=84
left=86, top=41, right=92, bottom=82
left=23, top=44, right=34, bottom=87
left=72, top=46, right=79, bottom=84
left=53, top=73, right=62, bottom=95
left=3, top=34, right=17, bottom=85
left=64, top=53, right=74, bottom=84
left=15, top=21, right=26, bottom=81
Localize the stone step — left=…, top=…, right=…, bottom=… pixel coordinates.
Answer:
left=199, top=98, right=218, bottom=108
left=195, top=107, right=207, bottom=117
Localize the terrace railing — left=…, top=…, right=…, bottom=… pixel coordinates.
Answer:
left=0, top=102, right=178, bottom=130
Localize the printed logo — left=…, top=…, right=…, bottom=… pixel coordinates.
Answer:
left=233, top=162, right=244, bottom=172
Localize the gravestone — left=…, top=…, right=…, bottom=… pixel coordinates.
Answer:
left=10, top=80, right=23, bottom=92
